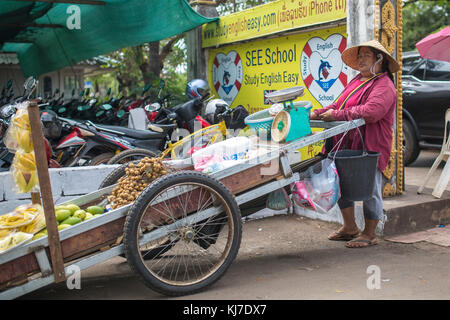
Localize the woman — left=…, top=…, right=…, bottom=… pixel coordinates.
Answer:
left=310, top=40, right=399, bottom=248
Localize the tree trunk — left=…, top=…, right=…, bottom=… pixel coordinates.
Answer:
left=148, top=41, right=162, bottom=82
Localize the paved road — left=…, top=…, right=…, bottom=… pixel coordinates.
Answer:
left=21, top=214, right=450, bottom=300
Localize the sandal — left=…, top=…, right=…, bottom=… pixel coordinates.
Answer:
left=345, top=238, right=378, bottom=248
left=328, top=230, right=360, bottom=241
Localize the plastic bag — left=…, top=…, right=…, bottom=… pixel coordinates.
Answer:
left=0, top=231, right=33, bottom=255
left=192, top=137, right=253, bottom=174
left=0, top=203, right=43, bottom=229
left=291, top=158, right=340, bottom=214
left=11, top=150, right=39, bottom=193
left=266, top=188, right=292, bottom=210
left=4, top=102, right=32, bottom=152
left=5, top=103, right=39, bottom=194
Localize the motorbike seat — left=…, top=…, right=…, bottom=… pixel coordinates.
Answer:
left=97, top=124, right=166, bottom=139
left=148, top=123, right=177, bottom=133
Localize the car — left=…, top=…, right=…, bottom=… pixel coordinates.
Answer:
left=402, top=51, right=450, bottom=165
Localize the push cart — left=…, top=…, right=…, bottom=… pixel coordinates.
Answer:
left=0, top=106, right=364, bottom=298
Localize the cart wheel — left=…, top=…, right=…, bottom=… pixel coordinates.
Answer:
left=99, top=160, right=175, bottom=259
left=123, top=170, right=242, bottom=296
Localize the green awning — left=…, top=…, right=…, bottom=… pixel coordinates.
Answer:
left=0, top=0, right=217, bottom=77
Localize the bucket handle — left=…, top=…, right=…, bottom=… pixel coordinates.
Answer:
left=329, top=120, right=366, bottom=162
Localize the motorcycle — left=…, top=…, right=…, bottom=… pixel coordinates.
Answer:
left=43, top=113, right=175, bottom=166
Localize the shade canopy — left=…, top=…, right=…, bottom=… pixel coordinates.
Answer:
left=0, top=0, right=217, bottom=77
left=416, top=26, right=450, bottom=62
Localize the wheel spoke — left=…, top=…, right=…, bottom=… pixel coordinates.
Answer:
left=125, top=172, right=241, bottom=295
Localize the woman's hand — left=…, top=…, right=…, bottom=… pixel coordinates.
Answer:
left=320, top=110, right=336, bottom=122
left=310, top=112, right=321, bottom=120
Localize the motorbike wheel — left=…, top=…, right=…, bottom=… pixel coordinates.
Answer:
left=107, top=148, right=159, bottom=165
left=90, top=153, right=115, bottom=165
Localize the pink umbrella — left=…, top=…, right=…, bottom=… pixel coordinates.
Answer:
left=415, top=26, right=450, bottom=62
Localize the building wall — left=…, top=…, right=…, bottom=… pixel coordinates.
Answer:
left=0, top=65, right=84, bottom=101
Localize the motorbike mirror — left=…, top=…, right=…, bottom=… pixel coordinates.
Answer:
left=54, top=88, right=59, bottom=95
left=80, top=89, right=85, bottom=96
left=6, top=80, right=12, bottom=90
left=106, top=87, right=111, bottom=96
left=85, top=88, right=91, bottom=96
left=24, top=76, right=36, bottom=91
left=24, top=77, right=37, bottom=98
left=72, top=88, right=75, bottom=96
left=159, top=80, right=165, bottom=88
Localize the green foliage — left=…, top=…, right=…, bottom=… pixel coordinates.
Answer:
left=402, top=0, right=450, bottom=52
left=93, top=36, right=187, bottom=104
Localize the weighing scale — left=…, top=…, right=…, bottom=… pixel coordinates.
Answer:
left=265, top=86, right=312, bottom=143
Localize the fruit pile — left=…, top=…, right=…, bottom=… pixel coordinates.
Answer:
left=33, top=204, right=106, bottom=240
left=108, top=157, right=168, bottom=209
left=0, top=204, right=44, bottom=254
left=0, top=203, right=106, bottom=254
left=4, top=104, right=39, bottom=193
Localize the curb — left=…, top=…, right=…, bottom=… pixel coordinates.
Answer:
left=382, top=185, right=450, bottom=236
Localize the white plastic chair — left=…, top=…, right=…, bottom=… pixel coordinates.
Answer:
left=418, top=108, right=450, bottom=198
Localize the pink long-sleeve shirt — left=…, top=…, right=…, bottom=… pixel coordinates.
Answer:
left=313, top=72, right=397, bottom=171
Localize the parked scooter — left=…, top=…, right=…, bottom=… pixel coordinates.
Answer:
left=42, top=111, right=175, bottom=166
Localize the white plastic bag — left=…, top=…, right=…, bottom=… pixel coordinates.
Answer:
left=291, top=158, right=340, bottom=214
left=192, top=137, right=253, bottom=173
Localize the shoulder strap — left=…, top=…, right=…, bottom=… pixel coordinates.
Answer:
left=338, top=73, right=382, bottom=110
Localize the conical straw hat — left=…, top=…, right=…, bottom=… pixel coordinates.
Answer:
left=341, top=40, right=400, bottom=73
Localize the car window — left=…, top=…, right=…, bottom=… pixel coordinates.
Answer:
left=412, top=61, right=426, bottom=80
left=425, top=59, right=450, bottom=81
left=403, top=55, right=422, bottom=74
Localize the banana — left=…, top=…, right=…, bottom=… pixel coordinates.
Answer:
left=0, top=204, right=42, bottom=229
left=19, top=212, right=45, bottom=234
left=12, top=151, right=39, bottom=193
left=0, top=229, right=13, bottom=240
left=21, top=154, right=36, bottom=171
left=0, top=232, right=32, bottom=253
left=26, top=171, right=39, bottom=192
left=13, top=168, right=38, bottom=193
left=16, top=129, right=33, bottom=153
left=11, top=111, right=30, bottom=130
left=13, top=169, right=28, bottom=193
left=17, top=157, right=36, bottom=172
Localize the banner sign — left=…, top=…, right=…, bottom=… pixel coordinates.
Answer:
left=202, top=0, right=347, bottom=48
left=208, top=25, right=349, bottom=158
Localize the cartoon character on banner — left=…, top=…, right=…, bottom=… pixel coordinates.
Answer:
left=212, top=51, right=243, bottom=106
left=301, top=34, right=350, bottom=108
